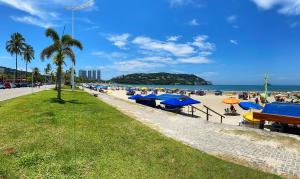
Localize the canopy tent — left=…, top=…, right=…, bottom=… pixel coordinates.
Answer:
left=128, top=94, right=143, bottom=100
left=262, top=102, right=300, bottom=118
left=161, top=98, right=200, bottom=107
left=143, top=94, right=157, bottom=99
left=156, top=94, right=187, bottom=101
left=239, top=102, right=263, bottom=110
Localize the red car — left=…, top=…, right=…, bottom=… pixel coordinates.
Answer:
left=4, top=82, right=11, bottom=89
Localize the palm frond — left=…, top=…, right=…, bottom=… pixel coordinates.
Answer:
left=45, top=28, right=59, bottom=42
left=62, top=35, right=83, bottom=50
left=40, top=44, right=58, bottom=61
left=62, top=47, right=76, bottom=65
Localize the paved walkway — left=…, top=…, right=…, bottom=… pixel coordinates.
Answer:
left=86, top=89, right=300, bottom=178
left=0, top=85, right=55, bottom=101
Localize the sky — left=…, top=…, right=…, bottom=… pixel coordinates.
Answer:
left=0, top=0, right=300, bottom=85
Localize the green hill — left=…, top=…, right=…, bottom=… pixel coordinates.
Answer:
left=110, top=73, right=212, bottom=85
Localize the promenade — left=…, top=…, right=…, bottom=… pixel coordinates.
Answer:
left=85, top=89, right=300, bottom=178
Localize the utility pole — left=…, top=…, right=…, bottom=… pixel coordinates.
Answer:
left=65, top=0, right=94, bottom=91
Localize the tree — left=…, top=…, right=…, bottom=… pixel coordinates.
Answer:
left=32, top=67, right=40, bottom=82
left=40, top=28, right=83, bottom=100
left=23, top=44, right=35, bottom=80
left=6, top=32, right=26, bottom=82
left=44, top=63, right=52, bottom=83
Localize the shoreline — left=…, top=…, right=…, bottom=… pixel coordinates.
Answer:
left=103, top=84, right=300, bottom=93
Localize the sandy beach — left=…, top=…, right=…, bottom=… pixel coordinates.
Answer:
left=106, top=89, right=274, bottom=126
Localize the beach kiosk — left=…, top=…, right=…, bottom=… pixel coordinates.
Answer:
left=253, top=103, right=300, bottom=131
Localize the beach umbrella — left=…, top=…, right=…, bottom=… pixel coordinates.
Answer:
left=141, top=87, right=148, bottom=91
left=223, top=97, right=240, bottom=104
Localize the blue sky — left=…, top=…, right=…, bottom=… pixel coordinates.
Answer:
left=0, top=0, right=300, bottom=85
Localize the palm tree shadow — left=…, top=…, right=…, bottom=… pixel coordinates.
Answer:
left=48, top=98, right=84, bottom=104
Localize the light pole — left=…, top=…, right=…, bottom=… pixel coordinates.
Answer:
left=65, top=0, right=94, bottom=91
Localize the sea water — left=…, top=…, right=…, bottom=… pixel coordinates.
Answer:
left=122, top=84, right=300, bottom=92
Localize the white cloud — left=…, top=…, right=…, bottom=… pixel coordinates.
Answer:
left=107, top=33, right=130, bottom=49
left=192, top=35, right=216, bottom=50
left=138, top=56, right=176, bottom=64
left=169, top=0, right=202, bottom=8
left=0, top=0, right=47, bottom=19
left=230, top=39, right=238, bottom=45
left=92, top=51, right=127, bottom=59
left=102, top=34, right=216, bottom=73
left=11, top=16, right=57, bottom=28
left=113, top=60, right=164, bottom=72
left=177, top=56, right=211, bottom=64
left=0, top=0, right=97, bottom=28
left=227, top=15, right=237, bottom=23
left=132, top=36, right=196, bottom=56
left=251, top=0, right=300, bottom=15
left=167, top=35, right=181, bottom=41
left=189, top=18, right=199, bottom=26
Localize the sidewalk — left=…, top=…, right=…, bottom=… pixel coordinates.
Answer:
left=0, top=85, right=55, bottom=101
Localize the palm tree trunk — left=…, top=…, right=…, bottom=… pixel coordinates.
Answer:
left=25, top=62, right=28, bottom=82
left=15, top=53, right=17, bottom=83
left=57, top=64, right=62, bottom=100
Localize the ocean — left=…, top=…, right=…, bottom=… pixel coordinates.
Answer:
left=121, top=84, right=300, bottom=92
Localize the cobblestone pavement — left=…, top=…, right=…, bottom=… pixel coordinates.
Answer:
left=0, top=85, right=55, bottom=101
left=86, top=89, right=300, bottom=178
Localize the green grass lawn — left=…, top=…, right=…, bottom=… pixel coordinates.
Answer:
left=0, top=90, right=280, bottom=178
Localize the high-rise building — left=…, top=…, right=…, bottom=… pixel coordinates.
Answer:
left=92, top=70, right=96, bottom=80
left=79, top=70, right=87, bottom=79
left=97, top=69, right=101, bottom=81
left=87, top=70, right=92, bottom=80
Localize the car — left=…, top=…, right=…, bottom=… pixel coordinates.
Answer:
left=0, top=83, right=4, bottom=89
left=215, top=90, right=223, bottom=96
left=4, top=82, right=11, bottom=89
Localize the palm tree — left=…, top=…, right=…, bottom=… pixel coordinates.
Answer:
left=23, top=44, right=35, bottom=80
left=44, top=63, right=52, bottom=83
left=40, top=28, right=83, bottom=100
left=6, top=32, right=26, bottom=82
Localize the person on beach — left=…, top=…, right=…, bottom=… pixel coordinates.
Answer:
left=255, top=97, right=259, bottom=104
left=230, top=105, right=236, bottom=112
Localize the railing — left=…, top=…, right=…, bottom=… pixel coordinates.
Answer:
left=191, top=106, right=212, bottom=117
left=203, top=105, right=225, bottom=123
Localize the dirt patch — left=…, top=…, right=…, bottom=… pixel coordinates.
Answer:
left=3, top=147, right=16, bottom=155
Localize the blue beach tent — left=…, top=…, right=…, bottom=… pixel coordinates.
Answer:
left=161, top=98, right=200, bottom=107
left=143, top=94, right=157, bottom=99
left=262, top=102, right=300, bottom=118
left=128, top=94, right=143, bottom=100
left=157, top=94, right=187, bottom=101
left=239, top=102, right=263, bottom=110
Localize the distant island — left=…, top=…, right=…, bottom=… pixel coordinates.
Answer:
left=110, top=73, right=212, bottom=85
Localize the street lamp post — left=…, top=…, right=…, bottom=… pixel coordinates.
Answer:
left=65, top=0, right=94, bottom=91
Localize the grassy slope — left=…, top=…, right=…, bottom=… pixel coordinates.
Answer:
left=0, top=90, right=280, bottom=178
